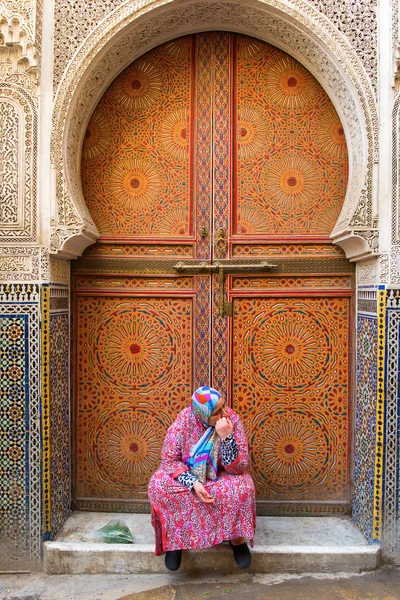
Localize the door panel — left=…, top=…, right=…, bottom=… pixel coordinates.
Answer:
left=75, top=31, right=353, bottom=513
left=231, top=296, right=350, bottom=509
left=81, top=36, right=195, bottom=239
left=233, top=35, right=348, bottom=238
left=75, top=296, right=193, bottom=501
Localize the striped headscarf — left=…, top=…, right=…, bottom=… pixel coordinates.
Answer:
left=186, top=386, right=221, bottom=483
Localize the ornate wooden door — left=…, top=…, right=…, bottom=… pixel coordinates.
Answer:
left=73, top=32, right=353, bottom=514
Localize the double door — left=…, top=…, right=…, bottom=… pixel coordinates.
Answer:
left=74, top=32, right=353, bottom=514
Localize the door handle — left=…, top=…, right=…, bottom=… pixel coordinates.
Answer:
left=174, top=259, right=278, bottom=316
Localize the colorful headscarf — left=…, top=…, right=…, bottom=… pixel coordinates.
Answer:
left=186, top=386, right=221, bottom=483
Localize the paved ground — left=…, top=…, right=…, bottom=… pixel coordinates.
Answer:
left=1, top=566, right=400, bottom=600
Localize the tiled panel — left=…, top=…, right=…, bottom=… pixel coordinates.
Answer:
left=353, top=314, right=378, bottom=543
left=49, top=308, right=71, bottom=539
left=0, top=284, right=41, bottom=569
left=383, top=290, right=400, bottom=557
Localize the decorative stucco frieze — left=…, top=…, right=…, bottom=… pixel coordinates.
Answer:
left=389, top=246, right=400, bottom=284
left=53, top=0, right=127, bottom=89
left=49, top=257, right=70, bottom=285
left=51, top=0, right=378, bottom=260
left=307, top=0, right=377, bottom=97
left=0, top=246, right=40, bottom=280
left=0, top=84, right=37, bottom=243
left=0, top=100, right=21, bottom=227
left=357, top=258, right=379, bottom=286
left=0, top=4, right=39, bottom=86
left=52, top=0, right=378, bottom=97
left=380, top=253, right=390, bottom=284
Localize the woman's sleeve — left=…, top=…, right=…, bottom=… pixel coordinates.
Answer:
left=159, top=414, right=191, bottom=479
left=220, top=434, right=239, bottom=465
left=223, top=413, right=250, bottom=475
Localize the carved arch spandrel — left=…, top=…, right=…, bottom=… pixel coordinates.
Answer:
left=51, top=0, right=378, bottom=260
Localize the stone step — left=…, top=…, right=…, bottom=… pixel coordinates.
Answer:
left=43, top=513, right=380, bottom=575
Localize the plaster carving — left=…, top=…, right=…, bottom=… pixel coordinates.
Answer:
left=390, top=247, right=400, bottom=284
left=394, top=0, right=400, bottom=83
left=380, top=253, right=390, bottom=284
left=53, top=0, right=126, bottom=89
left=0, top=99, right=21, bottom=226
left=357, top=259, right=378, bottom=286
left=307, top=0, right=377, bottom=97
left=0, top=0, right=36, bottom=29
left=392, top=93, right=400, bottom=245
left=0, top=7, right=39, bottom=86
left=40, top=246, right=49, bottom=281
left=0, top=246, right=39, bottom=280
left=51, top=0, right=378, bottom=260
left=49, top=258, right=70, bottom=285
left=0, top=84, right=37, bottom=242
left=52, top=0, right=378, bottom=97
left=354, top=230, right=380, bottom=253
left=0, top=255, right=30, bottom=271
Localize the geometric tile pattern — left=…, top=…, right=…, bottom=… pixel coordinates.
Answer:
left=383, top=290, right=400, bottom=558
left=50, top=311, right=71, bottom=539
left=353, top=315, right=378, bottom=543
left=232, top=296, right=350, bottom=504
left=0, top=285, right=41, bottom=569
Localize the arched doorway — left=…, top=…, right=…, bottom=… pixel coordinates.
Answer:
left=72, top=32, right=353, bottom=515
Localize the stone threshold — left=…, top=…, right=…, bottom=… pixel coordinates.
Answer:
left=43, top=513, right=380, bottom=575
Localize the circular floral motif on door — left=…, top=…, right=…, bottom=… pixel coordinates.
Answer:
left=237, top=202, right=271, bottom=234
left=157, top=207, right=189, bottom=236
left=160, top=109, right=190, bottom=161
left=250, top=304, right=331, bottom=392
left=82, top=110, right=113, bottom=160
left=313, top=105, right=348, bottom=160
left=265, top=56, right=318, bottom=109
left=237, top=106, right=269, bottom=159
left=232, top=383, right=257, bottom=415
left=109, top=157, right=161, bottom=213
left=164, top=37, right=193, bottom=61
left=260, top=151, right=324, bottom=215
left=252, top=408, right=330, bottom=493
left=325, top=384, right=348, bottom=416
left=237, top=36, right=267, bottom=59
left=79, top=382, right=101, bottom=414
left=113, top=60, right=162, bottom=110
left=95, top=408, right=162, bottom=490
left=95, top=305, right=176, bottom=391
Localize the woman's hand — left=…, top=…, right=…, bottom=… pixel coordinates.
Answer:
left=193, top=481, right=215, bottom=504
left=215, top=416, right=234, bottom=441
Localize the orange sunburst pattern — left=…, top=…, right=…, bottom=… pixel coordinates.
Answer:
left=81, top=37, right=193, bottom=238
left=232, top=297, right=349, bottom=501
left=82, top=110, right=113, bottom=160
left=234, top=35, right=348, bottom=236
left=76, top=296, right=193, bottom=499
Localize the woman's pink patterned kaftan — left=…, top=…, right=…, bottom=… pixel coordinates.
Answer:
left=148, top=407, right=256, bottom=555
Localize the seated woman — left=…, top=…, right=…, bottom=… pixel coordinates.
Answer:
left=148, top=386, right=256, bottom=571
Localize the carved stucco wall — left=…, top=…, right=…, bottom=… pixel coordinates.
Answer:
left=53, top=0, right=378, bottom=98
left=50, top=0, right=378, bottom=261
left=0, top=0, right=40, bottom=263
left=307, top=0, right=377, bottom=97
left=0, top=0, right=47, bottom=571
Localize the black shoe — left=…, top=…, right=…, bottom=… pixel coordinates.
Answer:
left=165, top=549, right=182, bottom=571
left=229, top=540, right=251, bottom=569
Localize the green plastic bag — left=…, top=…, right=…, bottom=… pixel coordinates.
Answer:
left=93, top=519, right=134, bottom=544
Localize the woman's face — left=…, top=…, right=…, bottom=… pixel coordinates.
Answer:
left=208, top=397, right=228, bottom=427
